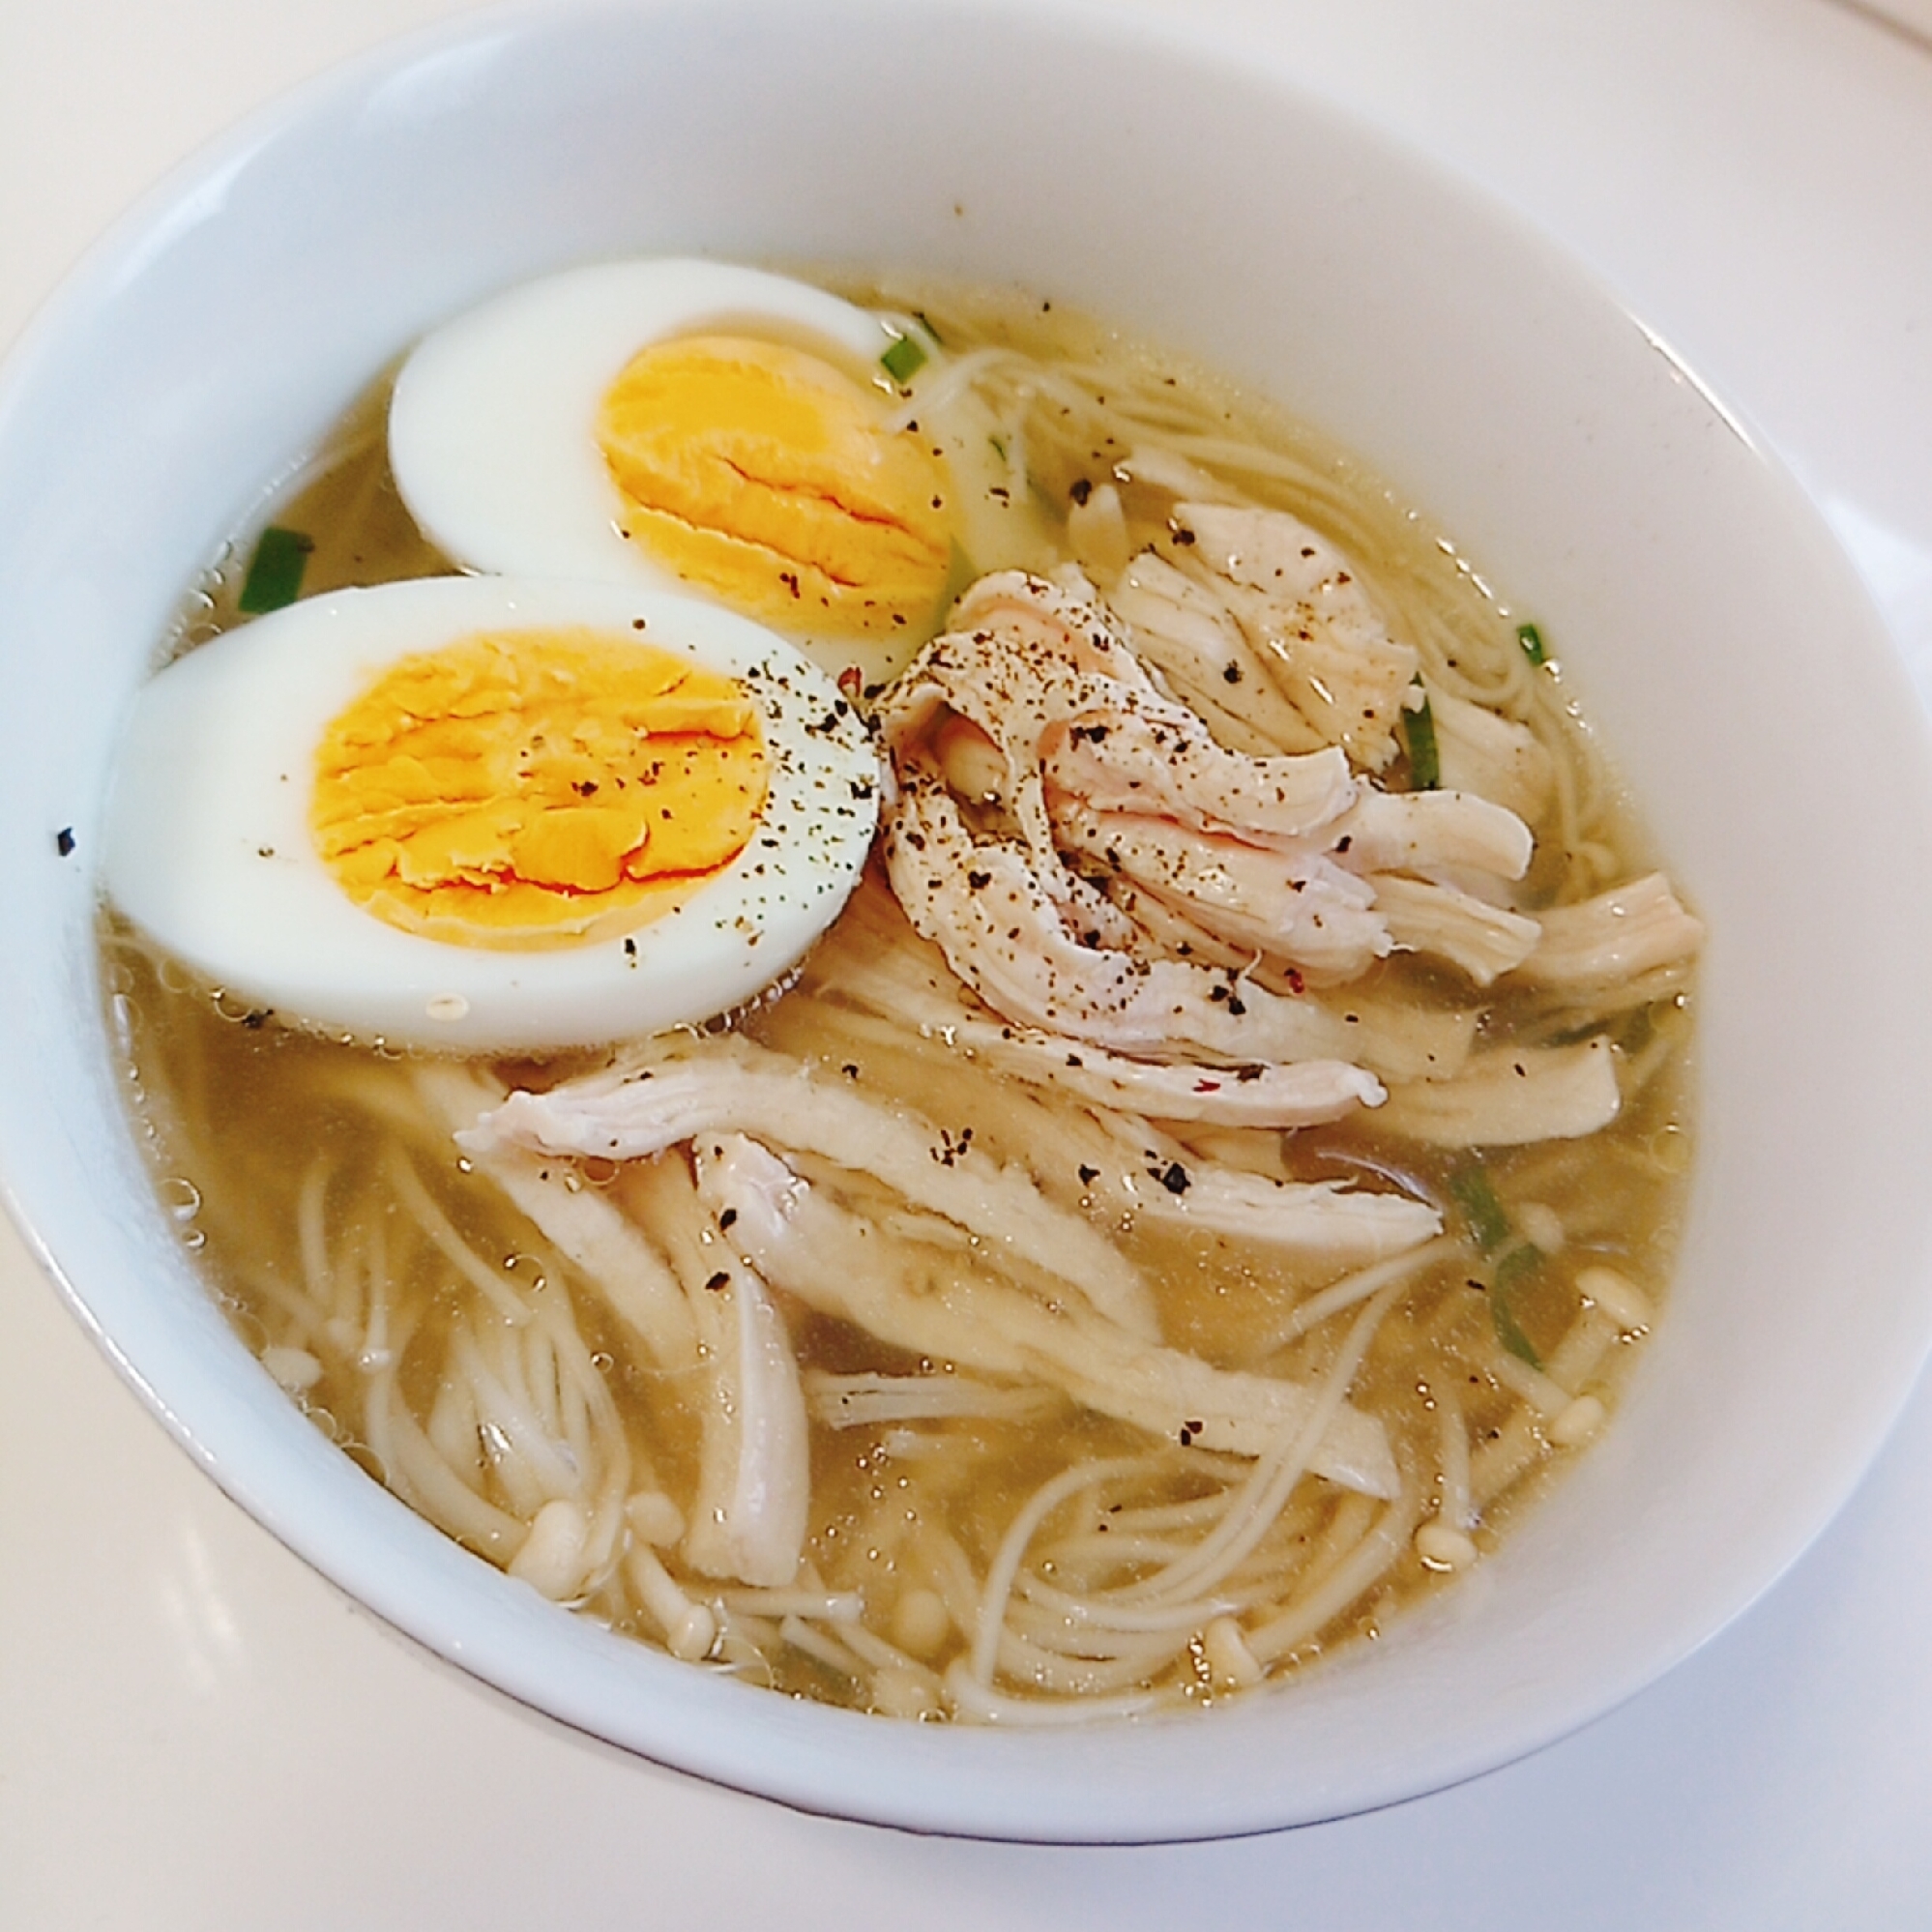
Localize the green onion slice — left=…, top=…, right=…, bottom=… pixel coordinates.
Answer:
left=238, top=526, right=314, bottom=614
left=1448, top=1159, right=1509, bottom=1253
left=1493, top=1242, right=1543, bottom=1299
left=1490, top=1247, right=1546, bottom=1368
left=880, top=333, right=927, bottom=385
left=1449, top=1157, right=1545, bottom=1364
left=1516, top=621, right=1547, bottom=666
left=1402, top=683, right=1440, bottom=791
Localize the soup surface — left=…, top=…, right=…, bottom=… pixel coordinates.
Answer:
left=104, top=270, right=1697, bottom=1720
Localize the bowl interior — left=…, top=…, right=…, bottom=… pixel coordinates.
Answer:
left=4, top=0, right=1932, bottom=1842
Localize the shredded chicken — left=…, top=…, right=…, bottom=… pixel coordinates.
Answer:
left=1037, top=710, right=1358, bottom=847
left=619, top=1156, right=810, bottom=1589
left=1312, top=993, right=1478, bottom=1084
left=1160, top=502, right=1421, bottom=772
left=1050, top=804, right=1390, bottom=983
left=1374, top=1038, right=1624, bottom=1147
left=1109, top=551, right=1322, bottom=756
left=462, top=1035, right=1159, bottom=1341
left=1369, top=876, right=1542, bottom=986
left=1517, top=873, right=1706, bottom=988
left=1428, top=685, right=1556, bottom=823
left=1082, top=1114, right=1444, bottom=1260
left=885, top=759, right=1353, bottom=1062
left=1328, top=786, right=1534, bottom=884
left=819, top=918, right=1385, bottom=1127
left=880, top=569, right=1542, bottom=1066
left=697, top=1133, right=1401, bottom=1498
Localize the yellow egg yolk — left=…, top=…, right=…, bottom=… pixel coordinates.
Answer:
left=597, top=335, right=951, bottom=638
left=310, top=627, right=767, bottom=949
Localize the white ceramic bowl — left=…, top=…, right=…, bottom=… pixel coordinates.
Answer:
left=5, top=0, right=1932, bottom=1844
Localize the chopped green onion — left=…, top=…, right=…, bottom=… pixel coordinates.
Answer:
left=1516, top=621, right=1547, bottom=666
left=1492, top=1244, right=1545, bottom=1365
left=238, top=526, right=314, bottom=614
left=1618, top=1003, right=1655, bottom=1055
left=1494, top=1243, right=1544, bottom=1298
left=1402, top=685, right=1440, bottom=790
left=881, top=333, right=927, bottom=384
left=1448, top=1159, right=1510, bottom=1254
left=1450, top=1157, right=1545, bottom=1364
left=1491, top=1247, right=1545, bottom=1367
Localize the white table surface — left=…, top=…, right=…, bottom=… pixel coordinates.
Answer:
left=6, top=1, right=1932, bottom=1923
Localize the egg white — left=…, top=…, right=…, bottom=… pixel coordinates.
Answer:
left=389, top=258, right=910, bottom=593
left=101, top=575, right=880, bottom=1052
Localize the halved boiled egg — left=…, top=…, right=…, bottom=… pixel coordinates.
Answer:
left=101, top=576, right=879, bottom=1052
left=389, top=259, right=954, bottom=659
